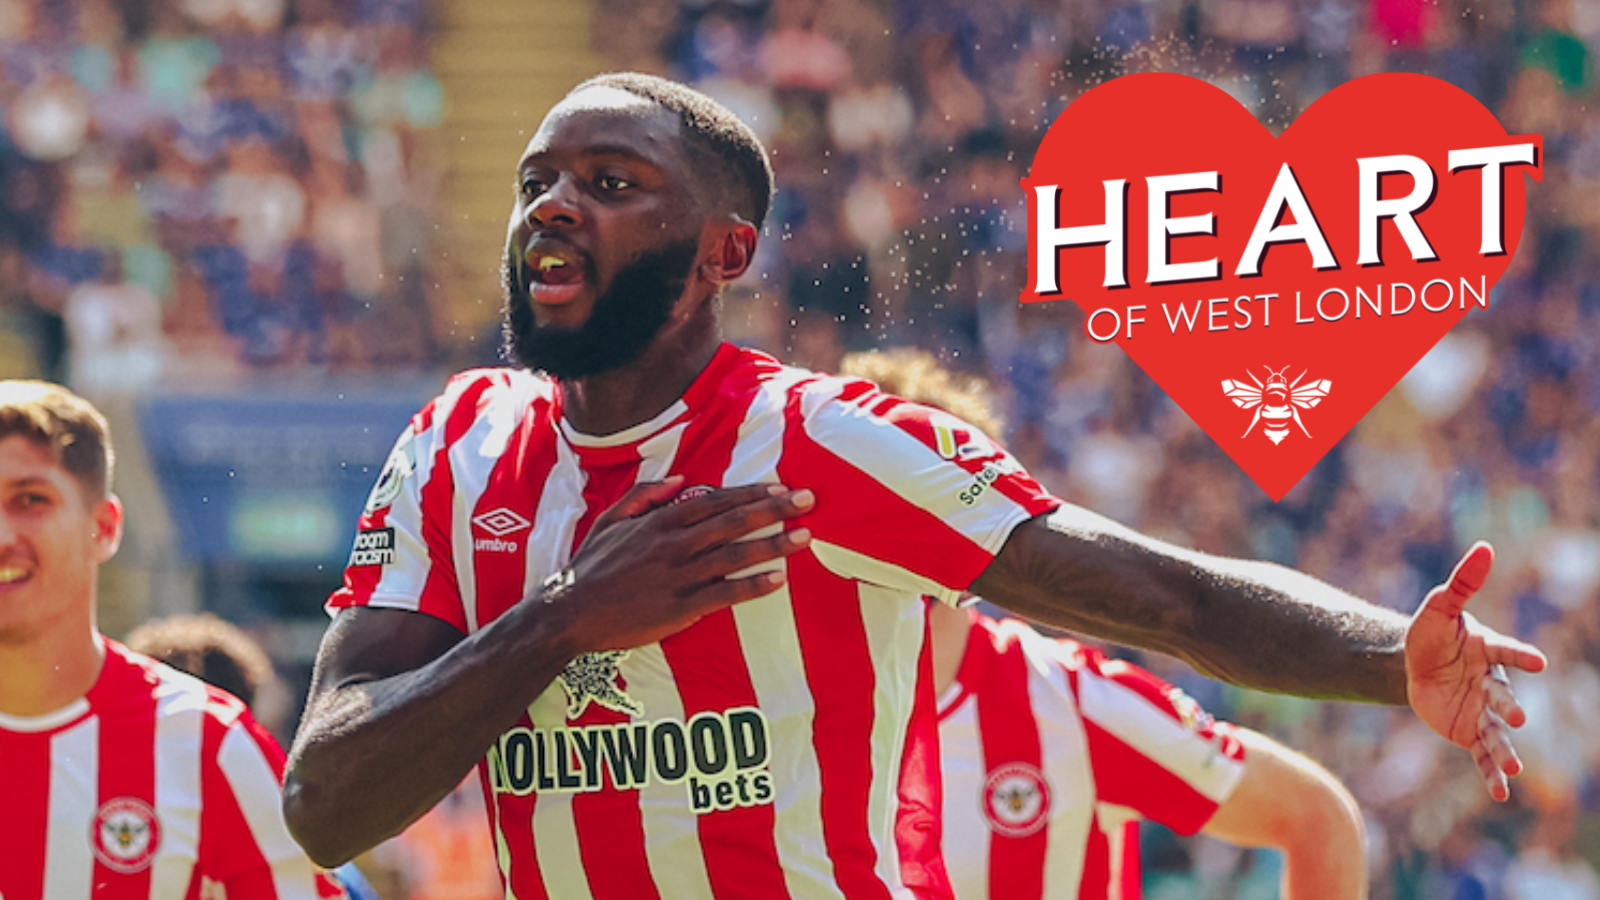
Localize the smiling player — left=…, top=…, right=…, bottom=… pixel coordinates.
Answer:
left=0, top=381, right=342, bottom=900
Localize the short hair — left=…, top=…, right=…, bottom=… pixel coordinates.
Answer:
left=840, top=348, right=1004, bottom=438
left=573, top=72, right=774, bottom=229
left=124, top=614, right=275, bottom=709
left=0, top=380, right=114, bottom=504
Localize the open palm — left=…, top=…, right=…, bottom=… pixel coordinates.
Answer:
left=1405, top=541, right=1548, bottom=801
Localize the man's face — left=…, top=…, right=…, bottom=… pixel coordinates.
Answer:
left=0, top=435, right=118, bottom=646
left=503, top=87, right=708, bottom=377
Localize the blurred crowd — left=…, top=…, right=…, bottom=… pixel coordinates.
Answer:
left=3, top=0, right=1599, bottom=897
left=0, top=0, right=446, bottom=395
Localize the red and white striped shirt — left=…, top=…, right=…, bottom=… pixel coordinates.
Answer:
left=329, top=343, right=1061, bottom=900
left=936, top=614, right=1247, bottom=900
left=0, top=639, right=344, bottom=900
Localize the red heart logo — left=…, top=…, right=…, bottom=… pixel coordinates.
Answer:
left=1021, top=73, right=1542, bottom=500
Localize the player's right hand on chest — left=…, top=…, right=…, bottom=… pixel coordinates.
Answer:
left=554, top=477, right=814, bottom=652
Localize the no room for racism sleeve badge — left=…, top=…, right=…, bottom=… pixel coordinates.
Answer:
left=1021, top=72, right=1542, bottom=500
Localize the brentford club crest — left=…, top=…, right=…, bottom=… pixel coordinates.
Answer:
left=91, top=797, right=161, bottom=873
left=981, top=762, right=1052, bottom=838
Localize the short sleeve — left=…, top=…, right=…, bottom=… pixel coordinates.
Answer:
left=1068, top=645, right=1247, bottom=835
left=775, top=379, right=1062, bottom=604
left=201, top=708, right=346, bottom=900
left=325, top=413, right=458, bottom=625
left=326, top=370, right=524, bottom=633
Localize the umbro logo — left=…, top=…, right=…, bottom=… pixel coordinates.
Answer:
left=473, top=508, right=531, bottom=553
left=472, top=507, right=532, bottom=537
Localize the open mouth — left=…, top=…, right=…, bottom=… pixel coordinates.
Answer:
left=0, top=566, right=30, bottom=586
left=525, top=248, right=588, bottom=305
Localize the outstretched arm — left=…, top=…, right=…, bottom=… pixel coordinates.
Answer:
left=283, top=482, right=813, bottom=867
left=1202, top=728, right=1367, bottom=900
left=972, top=504, right=1417, bottom=702
left=970, top=505, right=1546, bottom=797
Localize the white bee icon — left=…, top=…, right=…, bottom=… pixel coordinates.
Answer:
left=1220, top=366, right=1332, bottom=445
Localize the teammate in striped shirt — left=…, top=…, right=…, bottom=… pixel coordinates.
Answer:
left=931, top=604, right=1366, bottom=900
left=847, top=350, right=1365, bottom=900
left=125, top=614, right=379, bottom=900
left=282, top=73, right=1546, bottom=899
left=0, top=381, right=342, bottom=900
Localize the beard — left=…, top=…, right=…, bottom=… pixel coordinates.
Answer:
left=503, top=237, right=699, bottom=379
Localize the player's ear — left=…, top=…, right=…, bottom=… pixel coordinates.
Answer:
left=91, top=495, right=124, bottom=563
left=698, top=217, right=757, bottom=285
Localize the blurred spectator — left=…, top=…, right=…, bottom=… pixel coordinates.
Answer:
left=1504, top=801, right=1600, bottom=900
left=62, top=245, right=167, bottom=396
left=212, top=136, right=306, bottom=265
left=762, top=0, right=850, bottom=92
left=10, top=73, right=91, bottom=160
left=1523, top=0, right=1591, bottom=96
